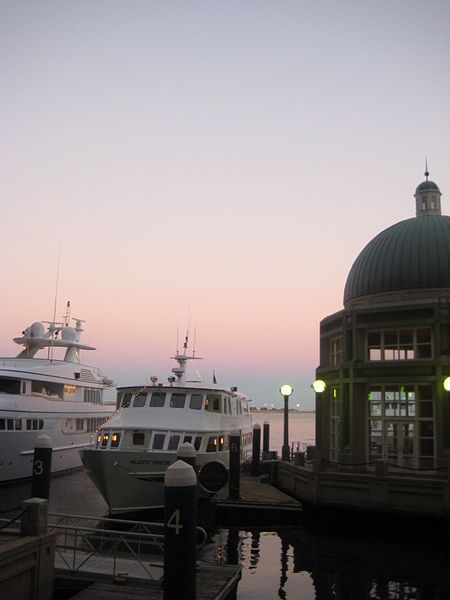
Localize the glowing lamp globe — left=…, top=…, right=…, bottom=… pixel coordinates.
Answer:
left=312, top=379, right=326, bottom=393
left=280, top=384, right=293, bottom=397
left=443, top=377, right=450, bottom=392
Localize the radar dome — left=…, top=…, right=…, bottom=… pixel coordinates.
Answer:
left=30, top=322, right=45, bottom=338
left=61, top=326, right=78, bottom=342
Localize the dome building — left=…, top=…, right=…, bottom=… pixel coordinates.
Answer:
left=279, top=170, right=450, bottom=520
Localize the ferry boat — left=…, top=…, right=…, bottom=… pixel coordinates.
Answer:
left=0, top=303, right=115, bottom=483
left=81, top=337, right=253, bottom=514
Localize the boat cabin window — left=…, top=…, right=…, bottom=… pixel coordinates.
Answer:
left=194, top=436, right=202, bottom=451
left=120, top=393, right=132, bottom=408
left=133, top=393, right=147, bottom=407
left=0, top=418, right=23, bottom=431
left=26, top=419, right=44, bottom=431
left=236, top=400, right=242, bottom=415
left=133, top=431, right=145, bottom=445
left=205, top=394, right=221, bottom=412
left=170, top=393, right=186, bottom=409
left=152, top=432, right=166, bottom=449
left=31, top=380, right=63, bottom=398
left=168, top=434, right=181, bottom=450
left=189, top=394, right=203, bottom=410
left=242, top=400, right=248, bottom=414
left=84, top=389, right=102, bottom=404
left=0, top=378, right=21, bottom=394
left=101, top=432, right=109, bottom=447
left=111, top=432, right=121, bottom=448
left=206, top=435, right=217, bottom=452
left=183, top=435, right=193, bottom=444
left=150, top=392, right=166, bottom=407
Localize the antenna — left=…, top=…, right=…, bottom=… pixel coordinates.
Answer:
left=193, top=321, right=197, bottom=358
left=63, top=301, right=71, bottom=327
left=49, top=246, right=62, bottom=360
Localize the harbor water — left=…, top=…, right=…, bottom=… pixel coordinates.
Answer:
left=1, top=411, right=449, bottom=599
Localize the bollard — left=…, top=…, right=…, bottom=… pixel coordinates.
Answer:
left=177, top=442, right=197, bottom=470
left=294, top=451, right=305, bottom=467
left=21, top=498, right=49, bottom=536
left=164, top=460, right=197, bottom=600
left=31, top=434, right=53, bottom=500
left=263, top=420, right=270, bottom=458
left=251, top=424, right=261, bottom=476
left=228, top=429, right=241, bottom=500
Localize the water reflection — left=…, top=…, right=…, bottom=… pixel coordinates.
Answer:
left=202, top=525, right=450, bottom=599
left=2, top=470, right=449, bottom=600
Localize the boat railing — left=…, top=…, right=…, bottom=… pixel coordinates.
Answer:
left=1, top=511, right=207, bottom=581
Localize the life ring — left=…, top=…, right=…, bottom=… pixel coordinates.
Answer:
left=198, top=461, right=228, bottom=493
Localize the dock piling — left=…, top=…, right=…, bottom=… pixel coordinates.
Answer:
left=164, top=460, right=197, bottom=600
left=228, top=429, right=241, bottom=500
left=251, top=424, right=261, bottom=476
left=31, top=434, right=53, bottom=500
left=263, top=420, right=270, bottom=458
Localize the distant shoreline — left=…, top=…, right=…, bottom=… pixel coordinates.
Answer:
left=250, top=408, right=315, bottom=414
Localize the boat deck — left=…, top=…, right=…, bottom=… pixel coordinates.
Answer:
left=212, top=471, right=303, bottom=525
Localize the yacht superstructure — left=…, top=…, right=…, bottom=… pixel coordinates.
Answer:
left=0, top=303, right=115, bottom=483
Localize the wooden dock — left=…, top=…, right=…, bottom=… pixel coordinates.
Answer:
left=212, top=472, right=303, bottom=525
left=55, top=562, right=241, bottom=600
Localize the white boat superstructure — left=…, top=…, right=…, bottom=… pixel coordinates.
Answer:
left=81, top=340, right=253, bottom=514
left=0, top=303, right=115, bottom=483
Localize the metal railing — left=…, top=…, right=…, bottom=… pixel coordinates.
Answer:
left=49, top=513, right=165, bottom=579
left=1, top=511, right=207, bottom=581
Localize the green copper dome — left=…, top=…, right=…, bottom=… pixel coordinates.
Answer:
left=416, top=180, right=440, bottom=193
left=344, top=175, right=450, bottom=306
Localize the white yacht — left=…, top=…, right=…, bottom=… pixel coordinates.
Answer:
left=81, top=338, right=253, bottom=515
left=0, top=303, right=115, bottom=483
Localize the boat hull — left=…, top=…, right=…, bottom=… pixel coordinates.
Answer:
left=0, top=407, right=114, bottom=483
left=81, top=448, right=231, bottom=515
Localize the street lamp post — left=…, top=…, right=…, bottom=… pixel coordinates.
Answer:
left=280, top=384, right=293, bottom=461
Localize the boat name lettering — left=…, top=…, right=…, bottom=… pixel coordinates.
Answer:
left=130, top=459, right=170, bottom=465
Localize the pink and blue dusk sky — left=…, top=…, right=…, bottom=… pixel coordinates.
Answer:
left=1, top=2, right=449, bottom=410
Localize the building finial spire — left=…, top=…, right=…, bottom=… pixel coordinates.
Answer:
left=425, top=158, right=429, bottom=181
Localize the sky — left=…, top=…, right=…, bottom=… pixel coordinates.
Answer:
left=1, top=1, right=449, bottom=410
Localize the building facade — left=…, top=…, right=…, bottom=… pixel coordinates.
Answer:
left=315, top=172, right=450, bottom=473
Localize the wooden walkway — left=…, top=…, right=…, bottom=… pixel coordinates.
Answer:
left=212, top=472, right=303, bottom=525
left=56, top=561, right=241, bottom=600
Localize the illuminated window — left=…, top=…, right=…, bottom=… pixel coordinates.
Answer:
left=101, top=433, right=109, bottom=447
left=368, top=384, right=434, bottom=468
left=368, top=329, right=432, bottom=361
left=330, top=336, right=343, bottom=366
left=206, top=436, right=217, bottom=452
left=111, top=432, right=121, bottom=448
